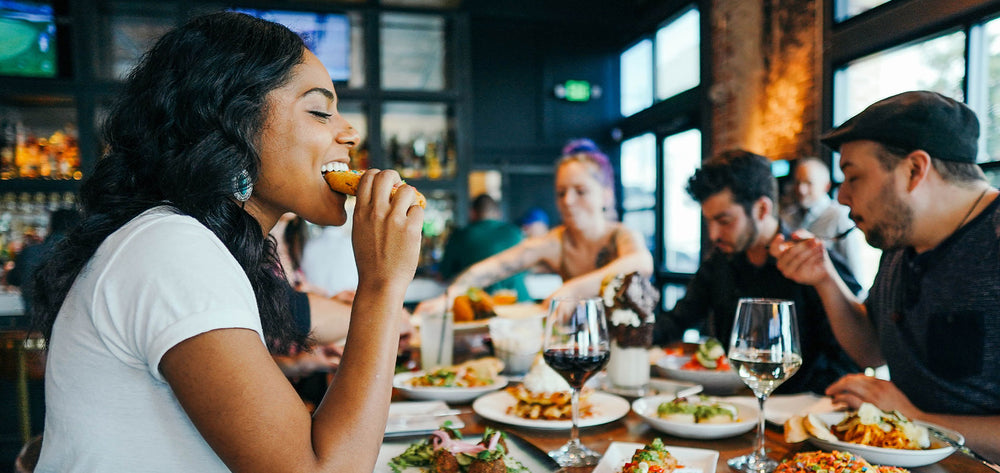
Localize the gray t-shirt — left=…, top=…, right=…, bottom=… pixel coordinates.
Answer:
left=865, top=195, right=1000, bottom=415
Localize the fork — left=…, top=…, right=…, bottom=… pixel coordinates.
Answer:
left=828, top=225, right=857, bottom=241
left=926, top=425, right=1000, bottom=472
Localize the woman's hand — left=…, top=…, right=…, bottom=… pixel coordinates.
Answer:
left=350, top=169, right=424, bottom=293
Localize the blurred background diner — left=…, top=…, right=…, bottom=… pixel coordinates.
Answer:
left=4, top=0, right=1000, bottom=470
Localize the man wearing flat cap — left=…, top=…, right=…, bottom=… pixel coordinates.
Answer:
left=771, top=90, right=1000, bottom=462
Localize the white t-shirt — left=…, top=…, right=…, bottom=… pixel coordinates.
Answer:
left=301, top=224, right=358, bottom=296
left=36, top=207, right=264, bottom=473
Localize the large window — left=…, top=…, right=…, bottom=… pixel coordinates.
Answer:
left=621, top=133, right=656, bottom=252
left=830, top=6, right=1000, bottom=165
left=618, top=6, right=699, bottom=118
left=833, top=31, right=965, bottom=125
left=662, top=130, right=702, bottom=274
left=655, top=8, right=700, bottom=101
left=834, top=0, right=894, bottom=22
left=617, top=3, right=703, bottom=288
left=620, top=39, right=653, bottom=116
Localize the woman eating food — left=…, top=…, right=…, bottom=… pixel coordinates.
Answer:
left=30, top=12, right=423, bottom=472
left=414, top=138, right=653, bottom=315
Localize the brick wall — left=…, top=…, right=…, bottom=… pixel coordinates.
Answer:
left=710, top=0, right=820, bottom=161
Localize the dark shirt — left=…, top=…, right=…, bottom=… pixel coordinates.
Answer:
left=286, top=284, right=312, bottom=338
left=865, top=195, right=1000, bottom=415
left=439, top=219, right=529, bottom=300
left=654, top=229, right=862, bottom=394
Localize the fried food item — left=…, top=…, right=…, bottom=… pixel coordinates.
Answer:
left=504, top=385, right=593, bottom=420
left=453, top=295, right=476, bottom=322
left=322, top=169, right=427, bottom=208
left=452, top=288, right=497, bottom=322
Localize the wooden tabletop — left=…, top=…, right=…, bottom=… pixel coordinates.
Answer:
left=439, top=396, right=991, bottom=473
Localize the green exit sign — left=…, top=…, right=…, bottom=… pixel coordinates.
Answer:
left=564, top=80, right=591, bottom=102
left=554, top=80, right=601, bottom=102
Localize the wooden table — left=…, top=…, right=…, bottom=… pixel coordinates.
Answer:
left=440, top=396, right=991, bottom=472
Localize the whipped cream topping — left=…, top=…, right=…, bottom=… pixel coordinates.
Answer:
left=522, top=359, right=571, bottom=393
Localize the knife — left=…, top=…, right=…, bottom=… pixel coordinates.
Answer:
left=926, top=425, right=1000, bottom=472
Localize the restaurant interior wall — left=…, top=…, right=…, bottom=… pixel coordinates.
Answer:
left=465, top=1, right=630, bottom=227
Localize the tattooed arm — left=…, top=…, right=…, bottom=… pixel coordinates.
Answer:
left=449, top=232, right=559, bottom=296
left=544, top=224, right=653, bottom=304
left=412, top=232, right=560, bottom=316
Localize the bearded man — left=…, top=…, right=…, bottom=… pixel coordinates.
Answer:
left=653, top=150, right=861, bottom=395
left=771, top=91, right=1000, bottom=462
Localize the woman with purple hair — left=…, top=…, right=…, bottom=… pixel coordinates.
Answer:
left=416, top=138, right=653, bottom=312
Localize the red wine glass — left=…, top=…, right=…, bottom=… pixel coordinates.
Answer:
left=542, top=296, right=610, bottom=467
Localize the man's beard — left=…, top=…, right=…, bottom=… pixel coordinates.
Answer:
left=862, top=183, right=913, bottom=250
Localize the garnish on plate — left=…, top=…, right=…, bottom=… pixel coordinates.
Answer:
left=619, top=438, right=680, bottom=473
left=680, top=338, right=731, bottom=371
left=407, top=358, right=504, bottom=388
left=774, top=450, right=910, bottom=473
left=388, top=422, right=530, bottom=473
left=655, top=395, right=740, bottom=424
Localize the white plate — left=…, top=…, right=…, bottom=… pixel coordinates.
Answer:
left=805, top=412, right=962, bottom=468
left=471, top=390, right=630, bottom=430
left=653, top=355, right=745, bottom=395
left=588, top=372, right=704, bottom=399
left=632, top=395, right=758, bottom=440
left=764, top=393, right=840, bottom=425
left=492, top=302, right=546, bottom=319
left=393, top=371, right=508, bottom=403
left=385, top=401, right=465, bottom=438
left=375, top=429, right=560, bottom=472
left=593, top=441, right=719, bottom=473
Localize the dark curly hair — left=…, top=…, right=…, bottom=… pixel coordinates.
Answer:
left=30, top=12, right=308, bottom=353
left=686, top=149, right=777, bottom=216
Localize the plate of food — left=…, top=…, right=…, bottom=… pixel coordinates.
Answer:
left=593, top=439, right=719, bottom=473
left=472, top=389, right=630, bottom=430
left=376, top=423, right=560, bottom=472
left=784, top=402, right=962, bottom=467
left=774, top=450, right=915, bottom=473
left=654, top=339, right=745, bottom=395
left=631, top=394, right=758, bottom=439
left=471, top=356, right=629, bottom=429
left=394, top=358, right=508, bottom=403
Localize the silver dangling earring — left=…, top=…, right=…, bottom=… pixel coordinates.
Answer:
left=233, top=169, right=253, bottom=202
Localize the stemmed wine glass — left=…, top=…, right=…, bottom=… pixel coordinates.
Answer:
left=727, top=298, right=802, bottom=473
left=542, top=296, right=610, bottom=467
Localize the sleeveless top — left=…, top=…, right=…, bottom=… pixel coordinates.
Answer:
left=557, top=226, right=623, bottom=280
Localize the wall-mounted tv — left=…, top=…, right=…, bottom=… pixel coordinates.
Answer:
left=233, top=8, right=351, bottom=83
left=0, top=0, right=57, bottom=78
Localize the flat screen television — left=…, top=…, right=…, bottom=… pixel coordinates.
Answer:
left=233, top=8, right=351, bottom=82
left=0, top=0, right=57, bottom=78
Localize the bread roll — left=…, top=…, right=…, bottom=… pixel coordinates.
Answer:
left=323, top=170, right=427, bottom=208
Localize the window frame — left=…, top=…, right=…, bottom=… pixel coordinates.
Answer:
left=615, top=0, right=711, bottom=292
left=823, top=0, right=1000, bottom=172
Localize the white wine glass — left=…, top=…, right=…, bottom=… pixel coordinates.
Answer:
left=727, top=298, right=802, bottom=473
left=542, top=297, right=610, bottom=467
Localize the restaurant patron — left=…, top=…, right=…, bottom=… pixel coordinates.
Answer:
left=29, top=12, right=422, bottom=472
left=772, top=90, right=1000, bottom=462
